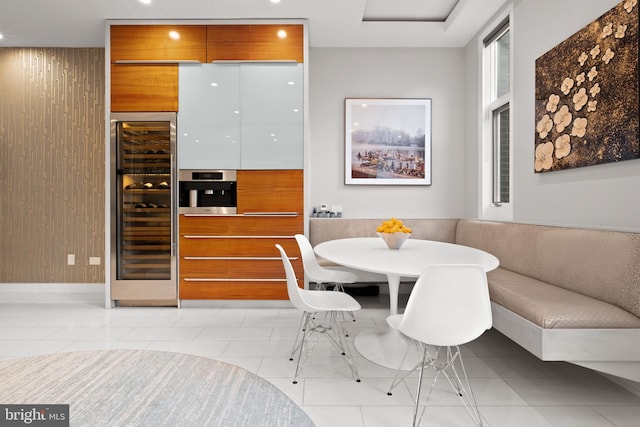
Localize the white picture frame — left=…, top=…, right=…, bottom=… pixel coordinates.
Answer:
left=345, top=98, right=432, bottom=185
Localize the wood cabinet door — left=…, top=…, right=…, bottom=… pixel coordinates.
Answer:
left=111, top=64, right=178, bottom=112
left=111, top=25, right=207, bottom=63
left=207, top=24, right=304, bottom=62
left=180, top=280, right=292, bottom=300
left=237, top=170, right=303, bottom=213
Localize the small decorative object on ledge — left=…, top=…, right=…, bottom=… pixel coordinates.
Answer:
left=534, top=0, right=639, bottom=173
left=376, top=217, right=412, bottom=249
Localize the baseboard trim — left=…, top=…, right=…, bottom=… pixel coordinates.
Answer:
left=0, top=283, right=104, bottom=304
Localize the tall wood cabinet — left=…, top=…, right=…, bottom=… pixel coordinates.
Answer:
left=179, top=170, right=304, bottom=300
left=109, top=22, right=306, bottom=301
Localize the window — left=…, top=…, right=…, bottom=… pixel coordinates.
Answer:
left=482, top=15, right=512, bottom=216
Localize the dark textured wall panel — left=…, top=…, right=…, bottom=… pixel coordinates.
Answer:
left=0, top=48, right=105, bottom=283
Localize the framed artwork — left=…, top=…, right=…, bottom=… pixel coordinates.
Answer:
left=534, top=0, right=639, bottom=173
left=345, top=98, right=432, bottom=185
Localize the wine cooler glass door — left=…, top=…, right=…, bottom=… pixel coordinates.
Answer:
left=111, top=113, right=177, bottom=303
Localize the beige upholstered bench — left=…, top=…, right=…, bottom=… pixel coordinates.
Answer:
left=309, top=217, right=640, bottom=382
left=455, top=219, right=640, bottom=382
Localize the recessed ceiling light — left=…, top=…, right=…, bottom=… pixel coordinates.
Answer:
left=270, top=0, right=281, bottom=3
left=140, top=0, right=152, bottom=5
left=277, top=29, right=287, bottom=39
left=0, top=33, right=4, bottom=40
left=169, top=31, right=180, bottom=40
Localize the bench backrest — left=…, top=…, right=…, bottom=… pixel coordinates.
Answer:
left=308, top=218, right=458, bottom=246
left=455, top=219, right=640, bottom=318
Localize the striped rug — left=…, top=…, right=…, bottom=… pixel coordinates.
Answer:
left=0, top=349, right=314, bottom=426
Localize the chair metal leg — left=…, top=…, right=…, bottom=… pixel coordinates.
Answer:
left=292, top=312, right=314, bottom=384
left=290, top=310, right=360, bottom=384
left=432, top=346, right=484, bottom=427
left=289, top=313, right=307, bottom=361
left=324, top=311, right=361, bottom=382
left=411, top=345, right=430, bottom=427
left=446, top=347, right=483, bottom=426
left=387, top=343, right=485, bottom=427
left=386, top=339, right=423, bottom=396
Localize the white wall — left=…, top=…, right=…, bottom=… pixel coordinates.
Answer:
left=464, top=0, right=640, bottom=231
left=308, top=48, right=466, bottom=219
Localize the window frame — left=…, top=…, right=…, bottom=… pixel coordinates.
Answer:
left=480, top=11, right=513, bottom=220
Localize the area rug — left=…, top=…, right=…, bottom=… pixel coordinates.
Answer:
left=0, top=349, right=314, bottom=426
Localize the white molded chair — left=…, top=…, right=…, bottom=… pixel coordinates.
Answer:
left=386, top=264, right=492, bottom=427
left=294, top=234, right=358, bottom=292
left=275, top=244, right=362, bottom=384
left=294, top=234, right=358, bottom=324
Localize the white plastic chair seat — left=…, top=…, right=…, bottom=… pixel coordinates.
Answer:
left=307, top=266, right=358, bottom=285
left=299, top=288, right=361, bottom=312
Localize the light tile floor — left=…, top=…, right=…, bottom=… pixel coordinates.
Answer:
left=1, top=294, right=639, bottom=427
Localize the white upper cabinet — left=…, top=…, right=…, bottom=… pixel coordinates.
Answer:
left=178, top=63, right=303, bottom=170
left=178, top=64, right=241, bottom=169
left=239, top=63, right=303, bottom=169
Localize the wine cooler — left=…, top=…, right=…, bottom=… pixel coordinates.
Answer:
left=110, top=113, right=177, bottom=304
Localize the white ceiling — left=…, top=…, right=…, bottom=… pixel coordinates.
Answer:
left=0, top=0, right=509, bottom=48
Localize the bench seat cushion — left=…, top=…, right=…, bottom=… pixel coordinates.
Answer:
left=488, top=268, right=640, bottom=329
left=455, top=219, right=640, bottom=319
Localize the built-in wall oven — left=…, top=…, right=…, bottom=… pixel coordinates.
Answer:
left=110, top=113, right=177, bottom=305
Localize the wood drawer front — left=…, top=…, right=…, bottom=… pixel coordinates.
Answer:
left=206, top=24, right=304, bottom=63
left=180, top=258, right=302, bottom=279
left=179, top=214, right=302, bottom=235
left=111, top=25, right=207, bottom=63
left=180, top=280, right=291, bottom=300
left=111, top=64, right=178, bottom=112
left=237, top=170, right=303, bottom=213
left=180, top=236, right=299, bottom=257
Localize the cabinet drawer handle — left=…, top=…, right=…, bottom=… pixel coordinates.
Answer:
left=183, top=214, right=243, bottom=217
left=242, top=212, right=298, bottom=217
left=183, top=278, right=284, bottom=282
left=182, top=213, right=298, bottom=217
left=115, top=59, right=202, bottom=64
left=183, top=256, right=297, bottom=261
left=183, top=235, right=295, bottom=239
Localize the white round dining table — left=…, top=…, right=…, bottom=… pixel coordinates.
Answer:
left=314, top=237, right=500, bottom=369
left=313, top=237, right=499, bottom=315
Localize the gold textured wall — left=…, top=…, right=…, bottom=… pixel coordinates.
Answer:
left=0, top=48, right=105, bottom=283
